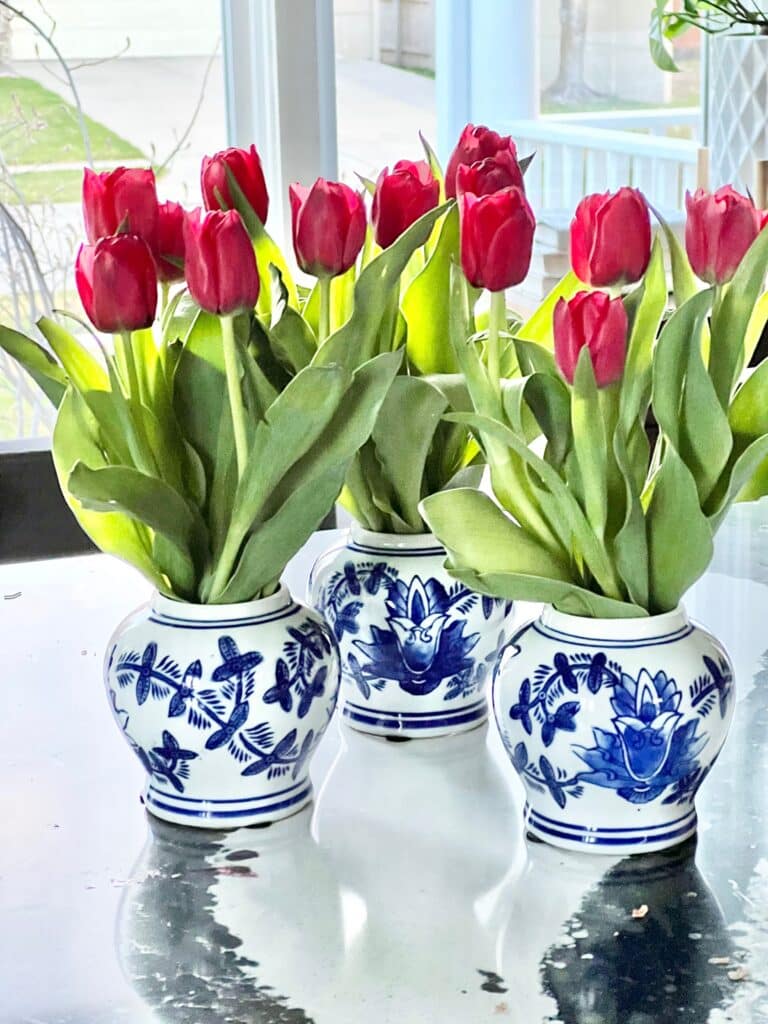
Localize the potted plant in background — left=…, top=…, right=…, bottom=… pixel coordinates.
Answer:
left=309, top=127, right=532, bottom=739
left=650, top=1, right=768, bottom=194
left=0, top=151, right=443, bottom=827
left=422, top=183, right=768, bottom=852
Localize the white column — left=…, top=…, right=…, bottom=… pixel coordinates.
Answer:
left=436, top=0, right=539, bottom=162
left=221, top=0, right=339, bottom=246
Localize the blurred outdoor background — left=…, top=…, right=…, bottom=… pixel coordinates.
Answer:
left=0, top=0, right=701, bottom=442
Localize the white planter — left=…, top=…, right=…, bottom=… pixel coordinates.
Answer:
left=493, top=604, right=735, bottom=854
left=104, top=584, right=339, bottom=827
left=708, top=34, right=768, bottom=193
left=309, top=526, right=515, bottom=738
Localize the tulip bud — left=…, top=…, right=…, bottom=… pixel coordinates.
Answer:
left=371, top=159, right=439, bottom=249
left=82, top=167, right=159, bottom=250
left=685, top=186, right=762, bottom=285
left=155, top=201, right=188, bottom=283
left=459, top=186, right=535, bottom=292
left=455, top=148, right=525, bottom=198
left=201, top=144, right=269, bottom=225
left=570, top=188, right=651, bottom=287
left=183, top=209, right=260, bottom=315
left=75, top=234, right=157, bottom=334
left=445, top=123, right=520, bottom=200
left=554, top=291, right=628, bottom=388
left=289, top=178, right=366, bottom=278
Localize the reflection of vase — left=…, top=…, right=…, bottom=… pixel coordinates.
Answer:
left=119, top=810, right=344, bottom=1022
left=310, top=724, right=526, bottom=1020
left=309, top=526, right=513, bottom=737
left=495, top=605, right=735, bottom=853
left=497, top=839, right=734, bottom=1024
left=708, top=34, right=768, bottom=194
left=105, top=585, right=339, bottom=827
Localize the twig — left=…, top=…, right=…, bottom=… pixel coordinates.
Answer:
left=0, top=0, right=93, bottom=166
left=153, top=42, right=220, bottom=176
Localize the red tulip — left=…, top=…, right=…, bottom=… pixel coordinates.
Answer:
left=183, top=209, right=260, bottom=315
left=570, top=188, right=651, bottom=287
left=445, top=123, right=520, bottom=199
left=372, top=159, right=439, bottom=249
left=685, top=186, right=762, bottom=285
left=75, top=234, right=157, bottom=334
left=201, top=144, right=269, bottom=225
left=554, top=291, right=628, bottom=388
left=455, top=148, right=525, bottom=198
left=459, top=186, right=535, bottom=292
left=82, top=167, right=159, bottom=250
left=289, top=178, right=366, bottom=278
left=155, top=201, right=188, bottom=283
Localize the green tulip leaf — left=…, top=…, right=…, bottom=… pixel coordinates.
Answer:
left=523, top=372, right=572, bottom=467
left=620, top=236, right=667, bottom=432
left=0, top=325, right=67, bottom=408
left=314, top=202, right=450, bottom=371
left=52, top=388, right=164, bottom=590
left=370, top=375, right=449, bottom=530
left=646, top=447, right=713, bottom=613
left=612, top=427, right=649, bottom=609
left=402, top=205, right=458, bottom=374
left=653, top=207, right=698, bottom=306
left=571, top=347, right=608, bottom=541
left=37, top=316, right=108, bottom=394
left=710, top=227, right=768, bottom=408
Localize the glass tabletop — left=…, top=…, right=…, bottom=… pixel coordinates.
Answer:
left=2, top=511, right=768, bottom=1024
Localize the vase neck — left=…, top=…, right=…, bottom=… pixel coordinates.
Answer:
left=150, top=583, right=293, bottom=623
left=539, top=604, right=690, bottom=644
left=348, top=525, right=445, bottom=556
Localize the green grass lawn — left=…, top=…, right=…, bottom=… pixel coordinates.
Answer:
left=0, top=76, right=144, bottom=204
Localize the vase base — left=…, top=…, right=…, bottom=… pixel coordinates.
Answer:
left=524, top=804, right=698, bottom=855
left=143, top=779, right=313, bottom=829
left=341, top=697, right=488, bottom=738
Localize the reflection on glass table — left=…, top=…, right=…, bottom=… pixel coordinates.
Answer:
left=2, top=508, right=768, bottom=1023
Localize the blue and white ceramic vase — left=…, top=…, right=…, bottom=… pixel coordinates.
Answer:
left=104, top=584, right=339, bottom=828
left=494, top=604, right=735, bottom=854
left=309, top=526, right=514, bottom=738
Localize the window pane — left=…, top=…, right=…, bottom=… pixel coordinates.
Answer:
left=0, top=0, right=225, bottom=443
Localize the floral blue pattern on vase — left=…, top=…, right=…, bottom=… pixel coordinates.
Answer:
left=104, top=584, right=339, bottom=828
left=494, top=604, right=735, bottom=854
left=309, top=527, right=514, bottom=737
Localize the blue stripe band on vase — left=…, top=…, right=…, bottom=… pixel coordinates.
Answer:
left=146, top=782, right=312, bottom=819
left=532, top=622, right=694, bottom=649
left=343, top=698, right=487, bottom=720
left=347, top=543, right=446, bottom=558
left=342, top=701, right=487, bottom=731
left=525, top=804, right=697, bottom=848
left=149, top=604, right=300, bottom=630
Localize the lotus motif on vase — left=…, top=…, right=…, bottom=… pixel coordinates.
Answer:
left=353, top=575, right=479, bottom=696
left=575, top=669, right=707, bottom=804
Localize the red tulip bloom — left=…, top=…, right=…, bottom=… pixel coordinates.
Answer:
left=685, top=186, right=762, bottom=285
left=372, top=159, right=439, bottom=249
left=289, top=178, right=366, bottom=278
left=459, top=186, right=535, bottom=292
left=82, top=166, right=159, bottom=250
left=183, top=209, right=260, bottom=315
left=554, top=290, right=628, bottom=388
left=201, top=144, right=269, bottom=225
left=445, top=123, right=520, bottom=199
left=570, top=188, right=651, bottom=287
left=455, top=148, right=525, bottom=198
left=75, top=234, right=157, bottom=334
left=155, top=201, right=188, bottom=283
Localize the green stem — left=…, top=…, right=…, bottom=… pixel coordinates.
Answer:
left=121, top=330, right=141, bottom=401
left=160, top=281, right=170, bottom=318
left=488, top=289, right=507, bottom=405
left=221, top=314, right=249, bottom=480
left=318, top=276, right=332, bottom=346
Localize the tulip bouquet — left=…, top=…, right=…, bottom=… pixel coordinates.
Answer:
left=337, top=125, right=538, bottom=533
left=0, top=151, right=443, bottom=604
left=422, top=184, right=768, bottom=617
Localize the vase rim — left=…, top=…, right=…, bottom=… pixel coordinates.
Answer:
left=151, top=582, right=292, bottom=621
left=540, top=603, right=689, bottom=640
left=349, top=524, right=444, bottom=552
